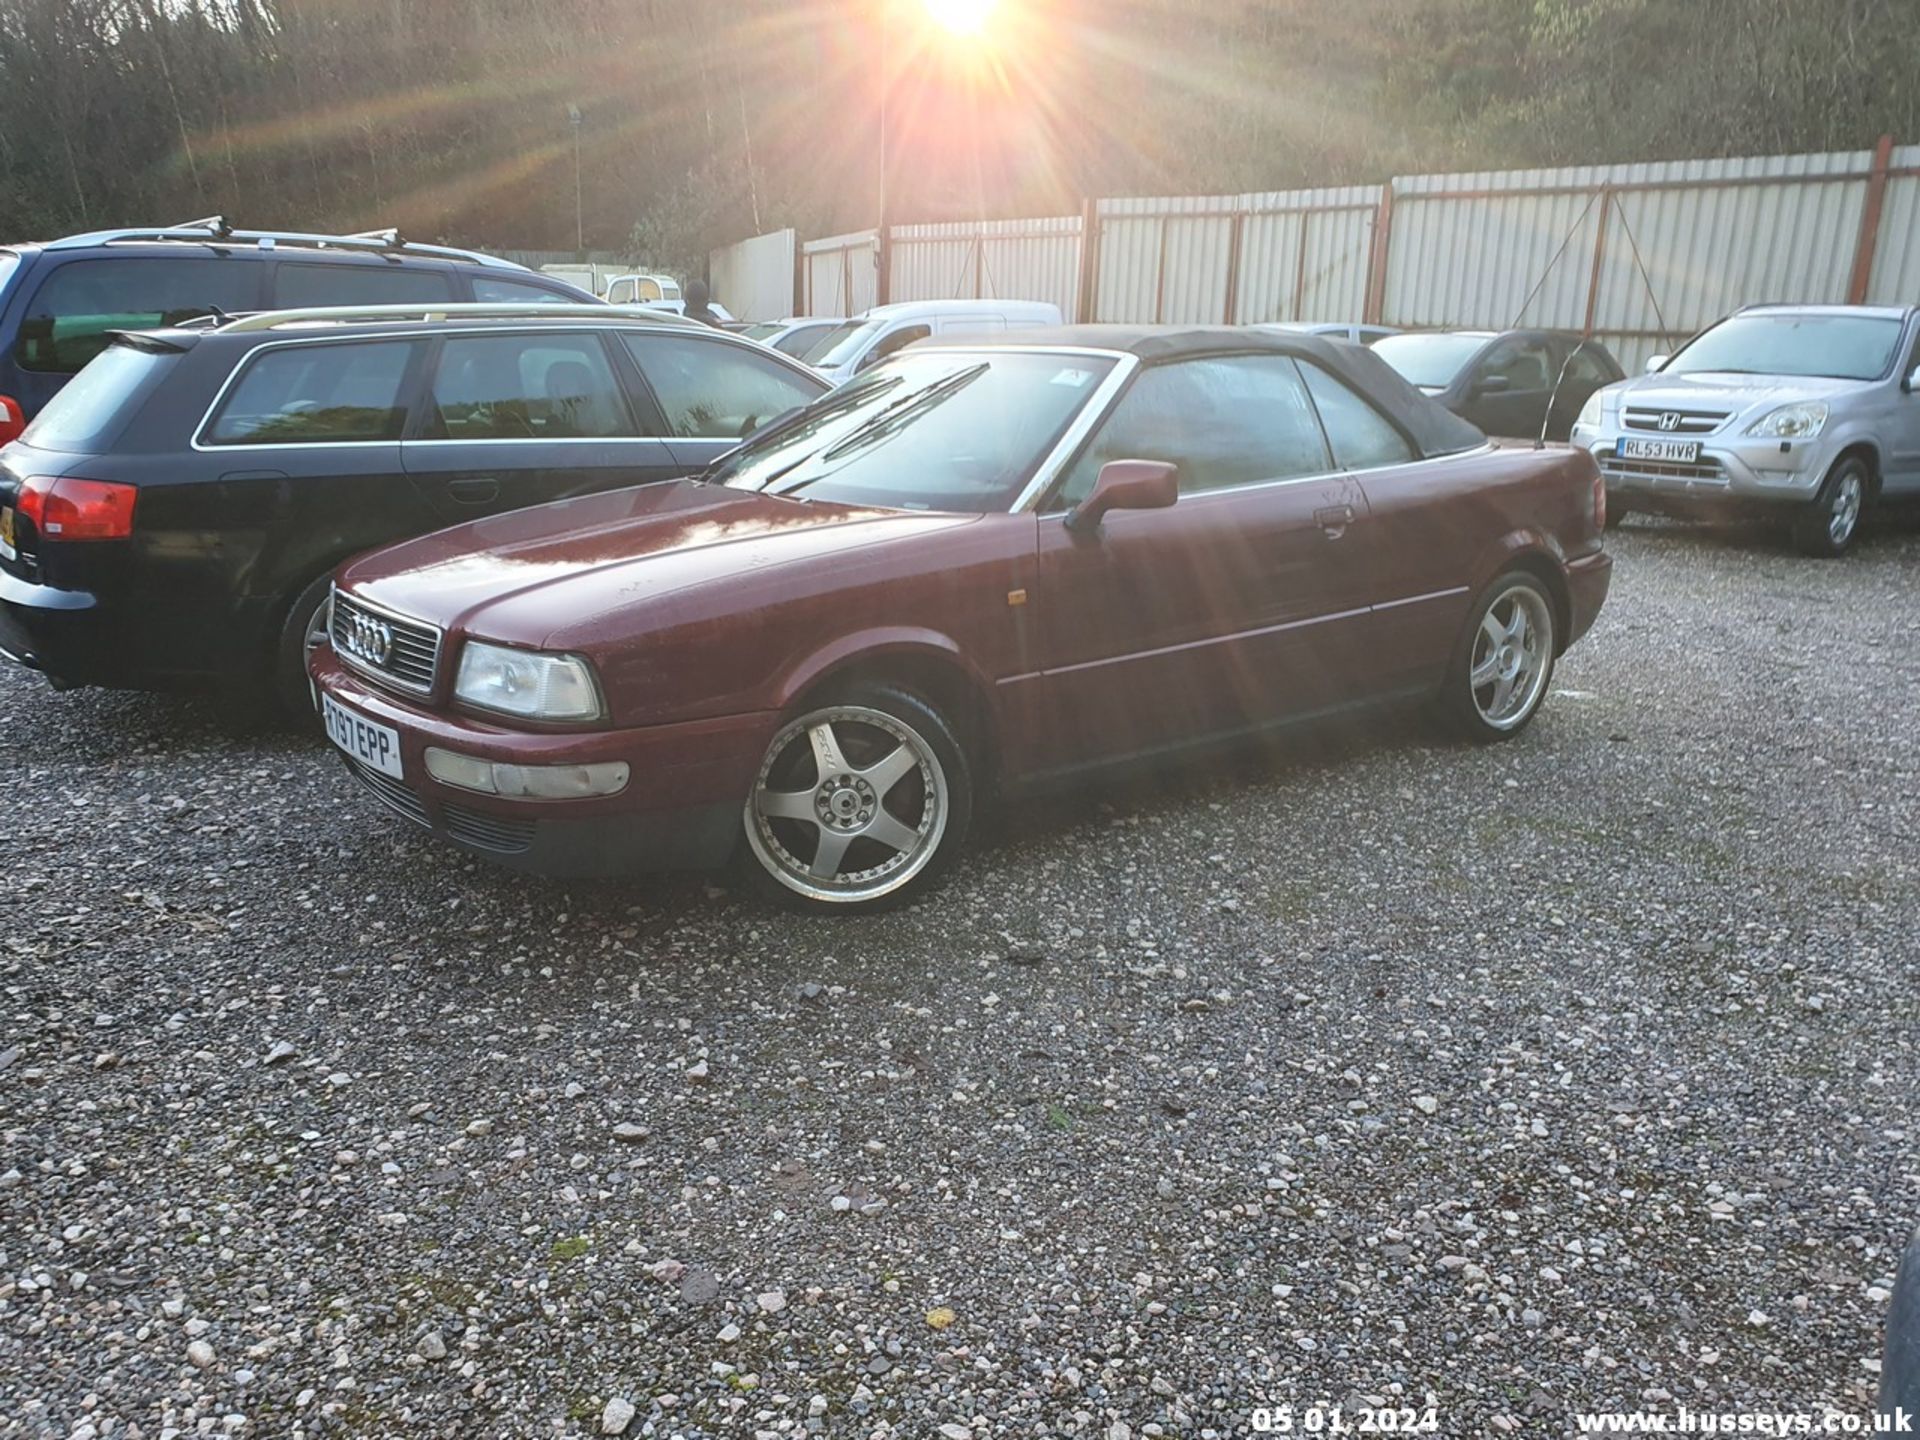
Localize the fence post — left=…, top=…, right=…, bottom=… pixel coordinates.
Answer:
left=1364, top=183, right=1394, bottom=325
left=876, top=225, right=892, bottom=307
left=1222, top=211, right=1245, bottom=324
left=1076, top=196, right=1099, bottom=324
left=1582, top=187, right=1612, bottom=336
left=1291, top=210, right=1311, bottom=321
left=1849, top=134, right=1895, bottom=304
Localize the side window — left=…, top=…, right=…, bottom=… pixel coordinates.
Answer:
left=203, top=340, right=419, bottom=445
left=622, top=334, right=821, bottom=439
left=426, top=333, right=632, bottom=440
left=772, top=324, right=831, bottom=358
left=1299, top=363, right=1415, bottom=471
left=15, top=258, right=261, bottom=375
left=1478, top=339, right=1554, bottom=394
left=471, top=276, right=579, bottom=304
left=1053, top=355, right=1332, bottom=509
left=1559, top=344, right=1614, bottom=387
left=273, top=262, right=454, bottom=308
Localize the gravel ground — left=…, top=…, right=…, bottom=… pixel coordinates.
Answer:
left=2, top=516, right=1917, bottom=1439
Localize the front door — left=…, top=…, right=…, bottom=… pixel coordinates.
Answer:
left=613, top=330, right=831, bottom=473
left=1024, top=353, right=1378, bottom=776
left=1459, top=335, right=1556, bottom=441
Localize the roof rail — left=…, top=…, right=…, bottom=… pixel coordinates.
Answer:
left=216, top=302, right=699, bottom=334
left=41, top=222, right=530, bottom=272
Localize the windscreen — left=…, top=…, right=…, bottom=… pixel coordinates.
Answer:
left=1663, top=313, right=1903, bottom=382
left=807, top=320, right=881, bottom=369
left=714, top=350, right=1114, bottom=512
left=21, top=342, right=179, bottom=452
left=1371, top=332, right=1488, bottom=390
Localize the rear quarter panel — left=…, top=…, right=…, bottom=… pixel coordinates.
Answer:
left=1363, top=441, right=1602, bottom=686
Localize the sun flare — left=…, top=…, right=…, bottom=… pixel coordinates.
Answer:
left=920, top=0, right=997, bottom=38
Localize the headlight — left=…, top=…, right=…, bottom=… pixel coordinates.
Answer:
left=1575, top=389, right=1605, bottom=429
left=1746, top=402, right=1828, bottom=439
left=454, top=641, right=603, bottom=721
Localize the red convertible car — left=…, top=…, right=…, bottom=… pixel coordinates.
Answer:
left=311, top=327, right=1611, bottom=911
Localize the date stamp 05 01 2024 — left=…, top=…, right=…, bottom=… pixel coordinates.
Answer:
left=1250, top=1404, right=1441, bottom=1434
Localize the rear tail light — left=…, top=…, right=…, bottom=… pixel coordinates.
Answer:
left=16, top=475, right=138, bottom=541
left=0, top=397, right=23, bottom=448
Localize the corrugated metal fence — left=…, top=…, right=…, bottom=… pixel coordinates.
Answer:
left=717, top=137, right=1920, bottom=366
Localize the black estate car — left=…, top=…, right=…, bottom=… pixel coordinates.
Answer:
left=1371, top=328, right=1624, bottom=442
left=0, top=304, right=829, bottom=710
left=0, top=218, right=602, bottom=446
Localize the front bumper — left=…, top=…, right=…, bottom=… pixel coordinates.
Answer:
left=1573, top=424, right=1836, bottom=517
left=311, top=646, right=777, bottom=878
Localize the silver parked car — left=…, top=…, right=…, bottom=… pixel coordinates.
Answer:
left=1572, top=304, right=1920, bottom=556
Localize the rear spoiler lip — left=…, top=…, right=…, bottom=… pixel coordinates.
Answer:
left=104, top=329, right=199, bottom=354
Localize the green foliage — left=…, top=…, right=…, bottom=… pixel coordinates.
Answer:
left=1, top=0, right=1914, bottom=265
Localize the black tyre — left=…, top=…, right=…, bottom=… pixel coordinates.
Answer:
left=273, top=572, right=336, bottom=719
left=1440, top=570, right=1558, bottom=744
left=1792, top=456, right=1869, bottom=558
left=738, top=683, right=973, bottom=914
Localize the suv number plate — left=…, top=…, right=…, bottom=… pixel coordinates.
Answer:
left=1619, top=437, right=1700, bottom=463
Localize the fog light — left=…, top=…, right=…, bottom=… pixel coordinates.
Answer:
left=425, top=747, right=629, bottom=799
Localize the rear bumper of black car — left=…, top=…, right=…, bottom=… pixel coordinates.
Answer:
left=0, top=569, right=119, bottom=686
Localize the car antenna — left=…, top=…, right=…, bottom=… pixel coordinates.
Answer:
left=1537, top=339, right=1591, bottom=450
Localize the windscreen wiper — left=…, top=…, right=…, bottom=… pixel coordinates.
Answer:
left=703, top=373, right=905, bottom=486
left=774, top=364, right=990, bottom=497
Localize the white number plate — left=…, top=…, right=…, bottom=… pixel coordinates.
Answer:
left=1619, top=437, right=1700, bottom=463
left=322, top=692, right=403, bottom=779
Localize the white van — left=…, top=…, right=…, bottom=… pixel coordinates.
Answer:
left=808, top=299, right=1063, bottom=384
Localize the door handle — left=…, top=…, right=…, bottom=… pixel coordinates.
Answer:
left=446, top=477, right=500, bottom=504
left=1315, top=504, right=1355, bottom=538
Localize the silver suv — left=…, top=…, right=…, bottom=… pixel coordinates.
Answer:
left=1571, top=304, right=1920, bottom=556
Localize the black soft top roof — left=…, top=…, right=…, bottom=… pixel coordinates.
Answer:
left=921, top=323, right=1487, bottom=459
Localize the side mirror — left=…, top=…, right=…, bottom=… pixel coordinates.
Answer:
left=1472, top=373, right=1512, bottom=396
left=1904, top=364, right=1920, bottom=394
left=1645, top=354, right=1669, bottom=374
left=1064, top=459, right=1178, bottom=534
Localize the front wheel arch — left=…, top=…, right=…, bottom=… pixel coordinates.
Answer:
left=780, top=642, right=1000, bottom=790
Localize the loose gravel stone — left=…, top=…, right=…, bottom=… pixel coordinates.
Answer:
left=600, top=1396, right=635, bottom=1434
left=0, top=523, right=1915, bottom=1434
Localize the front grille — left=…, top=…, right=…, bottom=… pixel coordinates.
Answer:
left=1622, top=407, right=1730, bottom=435
left=1600, top=454, right=1728, bottom=488
left=331, top=591, right=442, bottom=694
left=344, top=758, right=536, bottom=856
left=344, top=757, right=430, bottom=828
left=443, top=803, right=536, bottom=855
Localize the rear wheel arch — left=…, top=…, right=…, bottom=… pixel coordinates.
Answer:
left=1484, top=548, right=1572, bottom=658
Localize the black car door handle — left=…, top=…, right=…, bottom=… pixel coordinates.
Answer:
left=446, top=477, right=499, bottom=504
left=1315, top=504, right=1355, bottom=538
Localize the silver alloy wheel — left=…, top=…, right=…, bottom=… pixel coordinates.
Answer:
left=1829, top=470, right=1864, bottom=546
left=1468, top=584, right=1554, bottom=731
left=744, top=704, right=949, bottom=904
